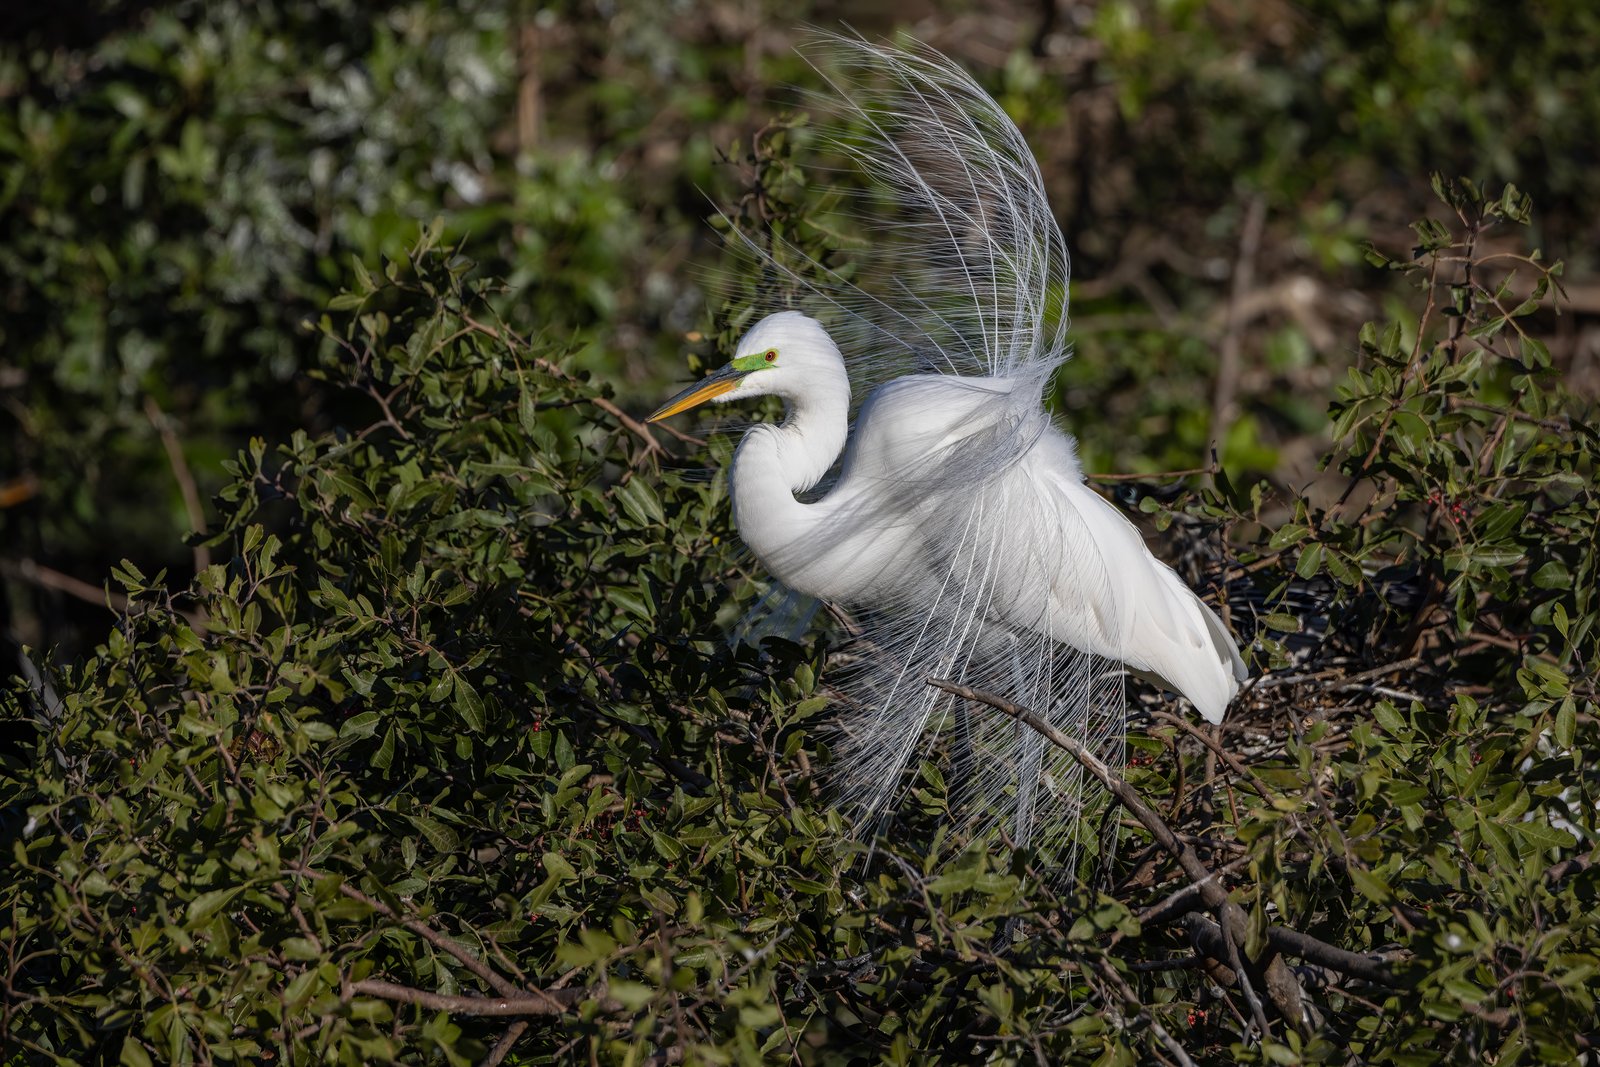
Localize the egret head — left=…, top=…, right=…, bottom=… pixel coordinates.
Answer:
left=646, top=311, right=842, bottom=422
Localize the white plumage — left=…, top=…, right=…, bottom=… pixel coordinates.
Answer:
left=649, top=38, right=1244, bottom=870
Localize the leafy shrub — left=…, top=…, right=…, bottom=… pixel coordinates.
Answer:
left=2, top=228, right=830, bottom=1063
left=0, top=0, right=730, bottom=637
left=1, top=3, right=517, bottom=590
left=4, top=178, right=1597, bottom=1064
left=1149, top=178, right=1600, bottom=1063
left=4, top=2, right=1599, bottom=1059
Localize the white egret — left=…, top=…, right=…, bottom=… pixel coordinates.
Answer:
left=648, top=37, right=1245, bottom=869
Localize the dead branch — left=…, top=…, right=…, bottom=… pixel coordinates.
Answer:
left=485, top=1021, right=530, bottom=1067
left=286, top=864, right=577, bottom=1014
left=1209, top=194, right=1268, bottom=460
left=939, top=680, right=1411, bottom=993
left=347, top=978, right=616, bottom=1016
left=1, top=557, right=130, bottom=614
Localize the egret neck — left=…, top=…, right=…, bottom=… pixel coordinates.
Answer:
left=728, top=349, right=851, bottom=587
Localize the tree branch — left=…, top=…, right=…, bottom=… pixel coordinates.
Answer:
left=929, top=679, right=1329, bottom=1031
left=485, top=1021, right=530, bottom=1067
left=347, top=979, right=615, bottom=1016
left=1209, top=193, right=1268, bottom=461
left=0, top=558, right=130, bottom=614
left=461, top=313, right=669, bottom=460
left=287, top=864, right=577, bottom=1014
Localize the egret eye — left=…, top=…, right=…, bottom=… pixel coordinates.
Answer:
left=764, top=349, right=777, bottom=362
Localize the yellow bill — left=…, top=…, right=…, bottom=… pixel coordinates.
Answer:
left=646, top=365, right=748, bottom=422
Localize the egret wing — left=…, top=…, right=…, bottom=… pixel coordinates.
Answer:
left=1033, top=468, right=1246, bottom=724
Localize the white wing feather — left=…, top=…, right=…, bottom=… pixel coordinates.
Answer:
left=1045, top=476, right=1248, bottom=724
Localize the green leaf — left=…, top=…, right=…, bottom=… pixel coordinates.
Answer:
left=1348, top=868, right=1390, bottom=903
left=407, top=814, right=459, bottom=853
left=542, top=852, right=576, bottom=881
left=1554, top=700, right=1576, bottom=750
left=454, top=676, right=486, bottom=732
left=120, top=1038, right=154, bottom=1067
left=1532, top=561, right=1570, bottom=589
left=1372, top=701, right=1409, bottom=736
left=615, top=478, right=665, bottom=527
left=186, top=886, right=242, bottom=926
left=1511, top=818, right=1575, bottom=853
left=518, top=387, right=537, bottom=435
left=1267, top=524, right=1312, bottom=551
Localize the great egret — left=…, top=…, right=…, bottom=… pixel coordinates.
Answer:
left=648, top=37, right=1245, bottom=868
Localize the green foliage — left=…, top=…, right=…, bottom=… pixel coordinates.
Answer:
left=10, top=0, right=1600, bottom=650
left=1036, top=0, right=1600, bottom=481
left=2, top=233, right=835, bottom=1063
left=5, top=4, right=1600, bottom=1064
left=2, top=2, right=518, bottom=581
left=5, top=180, right=1598, bottom=1064
left=1086, top=0, right=1600, bottom=210
left=1229, top=177, right=1592, bottom=665
left=1138, top=178, right=1600, bottom=1063
left=0, top=1, right=753, bottom=618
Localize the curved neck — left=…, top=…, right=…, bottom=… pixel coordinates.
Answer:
left=729, top=375, right=851, bottom=578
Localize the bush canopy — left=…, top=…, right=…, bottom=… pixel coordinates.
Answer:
left=3, top=4, right=1599, bottom=1065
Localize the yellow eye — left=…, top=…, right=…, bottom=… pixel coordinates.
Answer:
left=764, top=349, right=777, bottom=362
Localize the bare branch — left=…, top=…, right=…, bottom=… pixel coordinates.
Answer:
left=0, top=558, right=129, bottom=614
left=347, top=979, right=614, bottom=1016
left=934, top=679, right=1406, bottom=991
left=485, top=1021, right=530, bottom=1067
left=286, top=864, right=574, bottom=1013
left=1209, top=193, right=1268, bottom=462
left=143, top=396, right=212, bottom=575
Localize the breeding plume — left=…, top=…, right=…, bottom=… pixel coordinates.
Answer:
left=649, top=37, right=1245, bottom=869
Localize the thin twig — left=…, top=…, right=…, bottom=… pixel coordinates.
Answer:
left=928, top=681, right=1230, bottom=903
left=1086, top=466, right=1215, bottom=483
left=287, top=864, right=574, bottom=1013
left=1, top=558, right=129, bottom=613
left=461, top=313, right=669, bottom=458
left=143, top=396, right=212, bottom=575
left=1209, top=194, right=1267, bottom=463
left=1094, top=958, right=1199, bottom=1067
left=1200, top=910, right=1273, bottom=1036
left=1454, top=399, right=1570, bottom=433
left=0, top=474, right=38, bottom=509
left=1258, top=657, right=1422, bottom=691
left=1151, top=711, right=1275, bottom=802
left=1134, top=854, right=1254, bottom=929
